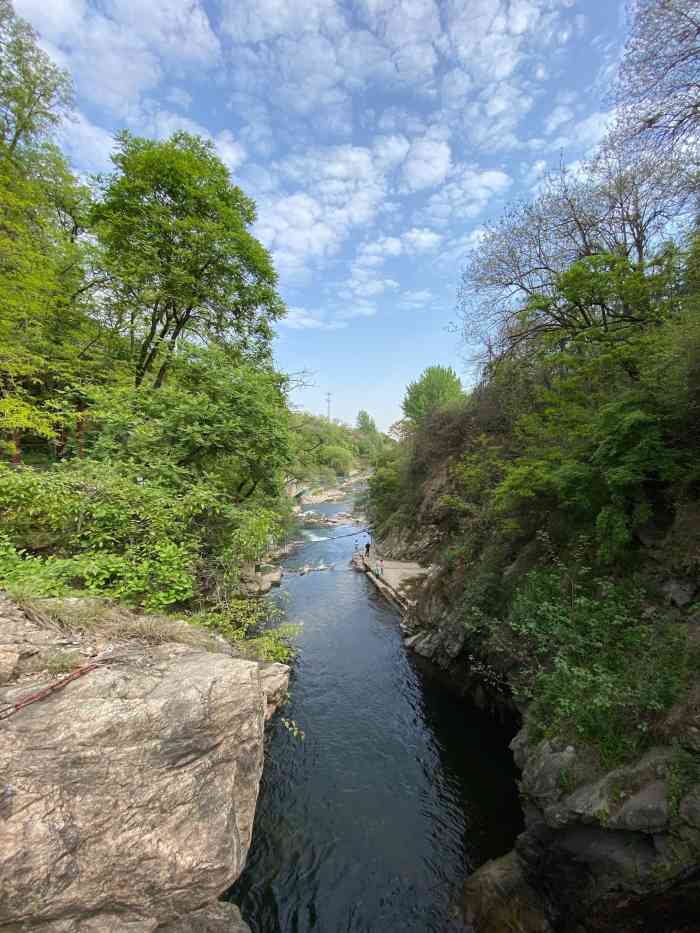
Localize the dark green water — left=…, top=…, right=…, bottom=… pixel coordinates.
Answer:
left=228, top=499, right=522, bottom=932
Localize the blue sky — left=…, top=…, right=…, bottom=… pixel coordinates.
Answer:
left=17, top=0, right=626, bottom=430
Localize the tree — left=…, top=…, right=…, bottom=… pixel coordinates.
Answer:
left=459, top=151, right=691, bottom=358
left=87, top=346, right=292, bottom=497
left=616, top=0, right=700, bottom=151
left=402, top=366, right=464, bottom=424
left=91, top=131, right=286, bottom=388
left=356, top=409, right=377, bottom=433
left=0, top=2, right=96, bottom=464
left=0, top=1, right=72, bottom=156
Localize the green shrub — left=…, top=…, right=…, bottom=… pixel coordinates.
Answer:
left=507, top=568, right=692, bottom=766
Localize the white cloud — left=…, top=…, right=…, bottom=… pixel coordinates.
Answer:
left=256, top=192, right=338, bottom=282
left=401, top=131, right=452, bottom=191
left=215, top=130, right=247, bottom=173
left=445, top=0, right=522, bottom=81
left=14, top=0, right=86, bottom=37
left=106, top=0, right=220, bottom=61
left=462, top=80, right=535, bottom=150
left=129, top=106, right=247, bottom=173
left=544, top=103, right=574, bottom=135
left=508, top=0, right=541, bottom=35
left=166, top=88, right=193, bottom=110
left=523, top=158, right=547, bottom=188
left=399, top=288, right=434, bottom=309
left=356, top=0, right=441, bottom=82
left=220, top=0, right=345, bottom=44
left=255, top=142, right=397, bottom=280
left=439, top=228, right=488, bottom=267
left=357, top=236, right=404, bottom=262
left=571, top=110, right=613, bottom=148
left=425, top=164, right=511, bottom=225
left=441, top=67, right=473, bottom=110
left=58, top=111, right=115, bottom=172
left=281, top=307, right=347, bottom=330
left=377, top=107, right=427, bottom=136
left=337, top=302, right=378, bottom=319
left=402, top=227, right=443, bottom=253
left=16, top=0, right=219, bottom=118
left=372, top=134, right=411, bottom=172
left=342, top=277, right=400, bottom=299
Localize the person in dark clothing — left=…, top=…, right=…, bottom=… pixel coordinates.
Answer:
left=364, top=542, right=371, bottom=558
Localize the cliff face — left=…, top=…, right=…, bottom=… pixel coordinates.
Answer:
left=381, top=504, right=700, bottom=932
left=0, top=595, right=288, bottom=933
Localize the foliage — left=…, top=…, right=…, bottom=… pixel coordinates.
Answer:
left=506, top=567, right=691, bottom=767
left=286, top=410, right=390, bottom=487
left=666, top=743, right=700, bottom=816
left=192, top=602, right=300, bottom=663
left=0, top=0, right=72, bottom=155
left=402, top=365, right=465, bottom=424
left=91, top=130, right=285, bottom=387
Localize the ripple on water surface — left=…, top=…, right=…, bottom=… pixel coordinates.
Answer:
left=228, top=504, right=522, bottom=933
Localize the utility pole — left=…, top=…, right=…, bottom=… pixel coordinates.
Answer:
left=325, top=392, right=331, bottom=421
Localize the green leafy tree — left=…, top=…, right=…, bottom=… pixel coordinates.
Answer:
left=0, top=1, right=72, bottom=156
left=91, top=131, right=286, bottom=388
left=402, top=366, right=464, bottom=424
left=356, top=409, right=377, bottom=433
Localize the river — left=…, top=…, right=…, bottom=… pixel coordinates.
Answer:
left=228, top=496, right=522, bottom=932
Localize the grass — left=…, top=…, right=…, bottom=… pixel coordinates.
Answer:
left=20, top=595, right=300, bottom=663
left=21, top=597, right=227, bottom=653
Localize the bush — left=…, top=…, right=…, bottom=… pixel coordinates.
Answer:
left=0, top=460, right=289, bottom=611
left=507, top=568, right=693, bottom=766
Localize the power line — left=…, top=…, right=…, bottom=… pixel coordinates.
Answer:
left=301, top=528, right=369, bottom=543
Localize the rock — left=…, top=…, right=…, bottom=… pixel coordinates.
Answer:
left=0, top=605, right=288, bottom=932
left=241, top=567, right=283, bottom=595
left=157, top=902, right=251, bottom=932
left=258, top=661, right=290, bottom=719
left=615, top=780, right=669, bottom=833
left=0, top=644, right=19, bottom=683
left=661, top=578, right=696, bottom=608
left=679, top=788, right=700, bottom=830
left=515, top=737, right=577, bottom=811
left=461, top=851, right=553, bottom=933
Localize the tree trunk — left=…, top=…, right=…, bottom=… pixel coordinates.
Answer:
left=76, top=416, right=86, bottom=459
left=55, top=426, right=67, bottom=460
left=153, top=311, right=191, bottom=389
left=11, top=430, right=21, bottom=466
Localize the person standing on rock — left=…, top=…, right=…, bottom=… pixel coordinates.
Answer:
left=365, top=541, right=370, bottom=559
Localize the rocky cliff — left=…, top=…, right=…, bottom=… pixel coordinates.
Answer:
left=0, top=594, right=288, bottom=933
left=383, top=516, right=700, bottom=932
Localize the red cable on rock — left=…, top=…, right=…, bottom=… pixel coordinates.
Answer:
left=0, top=662, right=100, bottom=722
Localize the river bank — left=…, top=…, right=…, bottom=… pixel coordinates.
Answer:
left=373, top=522, right=700, bottom=933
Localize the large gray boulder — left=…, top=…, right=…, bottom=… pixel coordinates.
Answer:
left=0, top=597, right=288, bottom=932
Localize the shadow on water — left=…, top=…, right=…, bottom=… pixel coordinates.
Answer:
left=227, top=499, right=522, bottom=932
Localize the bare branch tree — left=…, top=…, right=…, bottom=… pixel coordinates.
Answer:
left=616, top=0, right=700, bottom=153
left=458, top=147, right=692, bottom=358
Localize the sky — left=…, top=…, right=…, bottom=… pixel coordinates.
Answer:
left=16, top=0, right=627, bottom=430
